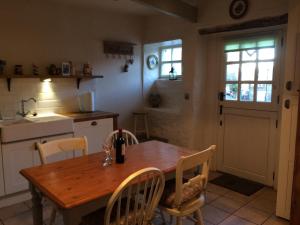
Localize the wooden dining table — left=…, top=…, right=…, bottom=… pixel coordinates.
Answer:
left=20, top=140, right=194, bottom=225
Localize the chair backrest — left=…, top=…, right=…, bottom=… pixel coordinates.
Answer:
left=104, top=167, right=165, bottom=225
left=37, top=136, right=88, bottom=165
left=105, top=129, right=139, bottom=148
left=174, top=145, right=216, bottom=207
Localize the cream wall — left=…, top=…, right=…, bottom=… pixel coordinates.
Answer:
left=143, top=0, right=288, bottom=149
left=0, top=0, right=144, bottom=128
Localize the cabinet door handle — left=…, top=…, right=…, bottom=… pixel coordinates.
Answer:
left=91, top=121, right=98, bottom=126
left=42, top=140, right=47, bottom=144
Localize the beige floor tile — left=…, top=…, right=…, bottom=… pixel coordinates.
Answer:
left=210, top=196, right=246, bottom=213
left=206, top=183, right=230, bottom=196
left=263, top=215, right=290, bottom=225
left=202, top=205, right=230, bottom=224
left=257, top=188, right=277, bottom=202
left=219, top=215, right=256, bottom=225
left=183, top=217, right=214, bottom=225
left=0, top=203, right=29, bottom=220
left=247, top=197, right=276, bottom=214
left=205, top=191, right=220, bottom=204
left=224, top=190, right=256, bottom=204
left=208, top=171, right=223, bottom=181
left=234, top=206, right=271, bottom=224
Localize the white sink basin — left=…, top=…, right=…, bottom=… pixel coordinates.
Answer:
left=0, top=114, right=74, bottom=143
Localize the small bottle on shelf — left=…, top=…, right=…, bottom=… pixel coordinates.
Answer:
left=115, top=129, right=125, bottom=164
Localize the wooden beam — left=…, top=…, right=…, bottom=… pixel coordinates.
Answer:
left=132, top=0, right=198, bottom=23
left=199, top=14, right=288, bottom=35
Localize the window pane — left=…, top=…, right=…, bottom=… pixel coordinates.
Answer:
left=257, top=84, right=272, bottom=102
left=240, top=83, right=254, bottom=102
left=226, top=51, right=240, bottom=62
left=258, top=62, right=274, bottom=81
left=172, top=63, right=182, bottom=75
left=226, top=64, right=239, bottom=81
left=258, top=48, right=275, bottom=60
left=241, top=63, right=256, bottom=81
left=161, top=63, right=172, bottom=76
left=172, top=48, right=182, bottom=61
left=161, top=48, right=172, bottom=62
left=242, top=50, right=257, bottom=61
left=225, top=83, right=238, bottom=101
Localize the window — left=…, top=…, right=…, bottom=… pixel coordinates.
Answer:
left=160, top=46, right=182, bottom=78
left=224, top=38, right=276, bottom=103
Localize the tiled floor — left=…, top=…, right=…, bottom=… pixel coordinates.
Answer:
left=0, top=172, right=290, bottom=225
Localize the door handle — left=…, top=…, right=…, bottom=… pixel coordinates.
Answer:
left=91, top=121, right=98, bottom=126
left=284, top=99, right=290, bottom=109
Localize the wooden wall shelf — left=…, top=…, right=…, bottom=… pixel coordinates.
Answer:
left=0, top=75, right=104, bottom=91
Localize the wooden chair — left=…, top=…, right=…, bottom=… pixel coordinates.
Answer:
left=105, top=129, right=139, bottom=148
left=36, top=136, right=88, bottom=225
left=81, top=167, right=165, bottom=225
left=159, top=145, right=216, bottom=225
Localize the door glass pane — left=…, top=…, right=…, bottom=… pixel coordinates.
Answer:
left=226, top=64, right=239, bottom=81
left=225, top=83, right=238, bottom=101
left=242, top=50, right=257, bottom=61
left=257, top=84, right=272, bottom=102
left=258, top=62, right=274, bottom=81
left=258, top=48, right=275, bottom=60
left=225, top=43, right=239, bottom=51
left=258, top=39, right=275, bottom=48
left=161, top=48, right=172, bottom=62
left=226, top=51, right=240, bottom=62
left=241, top=63, right=256, bottom=81
left=240, top=83, right=254, bottom=101
left=172, top=48, right=182, bottom=61
left=161, top=63, right=172, bottom=76
left=172, top=63, right=182, bottom=75
left=241, top=41, right=256, bottom=49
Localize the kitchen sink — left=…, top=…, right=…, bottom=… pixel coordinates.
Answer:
left=0, top=113, right=74, bottom=143
left=0, top=119, right=33, bottom=126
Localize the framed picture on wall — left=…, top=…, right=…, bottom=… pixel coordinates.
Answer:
left=62, top=62, right=71, bottom=76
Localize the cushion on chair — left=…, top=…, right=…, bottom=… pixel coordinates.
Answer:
left=160, top=178, right=204, bottom=208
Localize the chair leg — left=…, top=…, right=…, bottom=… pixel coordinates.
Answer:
left=194, top=210, right=204, bottom=225
left=49, top=208, right=57, bottom=225
left=176, top=217, right=182, bottom=225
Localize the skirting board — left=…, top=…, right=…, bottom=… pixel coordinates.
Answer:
left=0, top=191, right=31, bottom=208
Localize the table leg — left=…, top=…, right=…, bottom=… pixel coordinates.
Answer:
left=30, top=183, right=43, bottom=225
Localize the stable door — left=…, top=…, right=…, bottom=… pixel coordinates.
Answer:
left=217, top=35, right=282, bottom=186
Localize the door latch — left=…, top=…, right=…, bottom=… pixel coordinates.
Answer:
left=218, top=92, right=225, bottom=101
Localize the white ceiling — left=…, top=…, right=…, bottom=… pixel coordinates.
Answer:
left=46, top=0, right=158, bottom=15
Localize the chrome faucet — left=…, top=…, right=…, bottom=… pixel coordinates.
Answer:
left=17, top=98, right=37, bottom=117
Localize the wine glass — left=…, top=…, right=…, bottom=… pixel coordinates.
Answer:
left=102, top=143, right=113, bottom=167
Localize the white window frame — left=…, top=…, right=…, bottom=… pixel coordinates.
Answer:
left=159, top=45, right=183, bottom=79
left=221, top=34, right=282, bottom=111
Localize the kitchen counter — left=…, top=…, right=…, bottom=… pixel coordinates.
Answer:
left=60, top=111, right=119, bottom=129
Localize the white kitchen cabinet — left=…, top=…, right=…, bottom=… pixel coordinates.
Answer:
left=74, top=118, right=113, bottom=154
left=2, top=139, right=40, bottom=194
left=36, top=133, right=74, bottom=165
left=3, top=133, right=74, bottom=195
left=0, top=145, right=5, bottom=197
